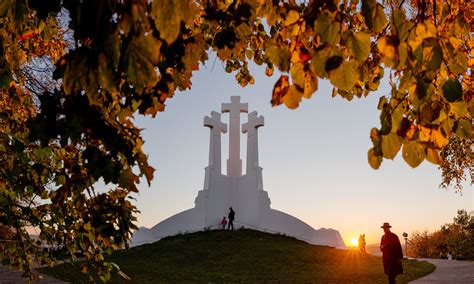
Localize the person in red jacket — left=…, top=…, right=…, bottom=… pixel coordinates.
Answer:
left=380, top=222, right=403, bottom=284
left=220, top=216, right=227, bottom=229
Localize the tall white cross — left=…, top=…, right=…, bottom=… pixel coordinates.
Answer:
left=204, top=111, right=227, bottom=173
left=222, top=96, right=248, bottom=177
left=242, top=111, right=264, bottom=172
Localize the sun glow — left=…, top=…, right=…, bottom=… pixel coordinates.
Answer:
left=350, top=238, right=358, bottom=247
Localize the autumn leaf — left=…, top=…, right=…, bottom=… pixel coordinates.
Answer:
left=372, top=4, right=388, bottom=33
left=314, top=11, right=340, bottom=45
left=402, top=141, right=426, bottom=168
left=368, top=148, right=382, bottom=169
left=285, top=10, right=300, bottom=26
left=347, top=32, right=370, bottom=61
left=362, top=0, right=387, bottom=33
left=124, top=36, right=159, bottom=92
left=430, top=128, right=448, bottom=148
left=455, top=119, right=472, bottom=139
left=328, top=60, right=358, bottom=91
left=283, top=85, right=303, bottom=109
left=152, top=0, right=182, bottom=44
left=423, top=39, right=443, bottom=70
left=265, top=64, right=274, bottom=77
left=144, top=165, right=155, bottom=187
left=381, top=133, right=402, bottom=159
left=271, top=75, right=290, bottom=107
left=426, top=148, right=443, bottom=165
left=290, top=63, right=305, bottom=88
left=265, top=41, right=291, bottom=72
left=303, top=67, right=318, bottom=98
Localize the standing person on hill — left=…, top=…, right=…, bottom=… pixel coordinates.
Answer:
left=227, top=207, right=235, bottom=230
left=358, top=234, right=366, bottom=253
left=380, top=223, right=403, bottom=284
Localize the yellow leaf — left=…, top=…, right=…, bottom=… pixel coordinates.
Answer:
left=290, top=63, right=304, bottom=88
left=303, top=68, right=318, bottom=98
left=450, top=102, right=469, bottom=119
left=426, top=148, right=443, bottom=165
left=372, top=4, right=388, bottom=33
left=265, top=41, right=291, bottom=72
left=419, top=126, right=431, bottom=142
left=430, top=129, right=448, bottom=148
left=285, top=10, right=300, bottom=26
left=415, top=23, right=430, bottom=39
left=328, top=60, right=359, bottom=91
left=424, top=21, right=437, bottom=37
left=290, top=50, right=300, bottom=64
left=408, top=83, right=416, bottom=97
left=402, top=141, right=426, bottom=168
left=249, top=76, right=255, bottom=85
left=291, top=23, right=302, bottom=37
left=377, top=36, right=398, bottom=67
left=265, top=65, right=274, bottom=77
left=455, top=119, right=472, bottom=139
left=381, top=133, right=402, bottom=159
left=408, top=36, right=422, bottom=52
left=152, top=0, right=182, bottom=44
left=347, top=31, right=370, bottom=61
left=449, top=37, right=462, bottom=51
left=283, top=85, right=303, bottom=109
left=368, top=148, right=382, bottom=169
left=398, top=42, right=408, bottom=68
left=314, top=11, right=341, bottom=45
left=84, top=223, right=92, bottom=231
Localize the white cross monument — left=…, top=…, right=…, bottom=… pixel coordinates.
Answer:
left=132, top=96, right=346, bottom=249
left=242, top=111, right=264, bottom=172
left=204, top=111, right=227, bottom=172
left=221, top=96, right=248, bottom=177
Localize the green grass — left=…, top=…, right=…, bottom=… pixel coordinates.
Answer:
left=40, top=229, right=434, bottom=283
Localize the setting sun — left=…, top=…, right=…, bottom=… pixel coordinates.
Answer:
left=350, top=238, right=358, bottom=247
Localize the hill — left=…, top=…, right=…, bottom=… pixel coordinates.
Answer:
left=40, top=229, right=434, bottom=283
left=366, top=243, right=382, bottom=255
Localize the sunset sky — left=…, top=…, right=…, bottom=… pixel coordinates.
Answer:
left=131, top=60, right=473, bottom=246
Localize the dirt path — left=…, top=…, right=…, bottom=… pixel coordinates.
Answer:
left=0, top=267, right=66, bottom=284
left=409, top=258, right=474, bottom=284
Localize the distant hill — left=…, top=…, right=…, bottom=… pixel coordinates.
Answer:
left=367, top=242, right=410, bottom=257
left=366, top=243, right=382, bottom=255
left=40, top=229, right=434, bottom=283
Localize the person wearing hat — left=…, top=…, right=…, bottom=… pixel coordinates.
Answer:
left=380, top=222, right=403, bottom=284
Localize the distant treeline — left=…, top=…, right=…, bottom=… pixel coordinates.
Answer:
left=408, top=210, right=474, bottom=260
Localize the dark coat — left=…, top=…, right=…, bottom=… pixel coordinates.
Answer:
left=380, top=232, right=403, bottom=276
left=228, top=209, right=235, bottom=221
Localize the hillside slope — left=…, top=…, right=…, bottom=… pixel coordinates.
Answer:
left=41, top=229, right=434, bottom=283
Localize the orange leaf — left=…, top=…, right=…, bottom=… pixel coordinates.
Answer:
left=271, top=75, right=290, bottom=107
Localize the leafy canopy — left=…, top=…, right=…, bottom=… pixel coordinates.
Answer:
left=0, top=0, right=471, bottom=281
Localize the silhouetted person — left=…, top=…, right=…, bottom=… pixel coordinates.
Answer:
left=220, top=216, right=227, bottom=229
left=358, top=234, right=366, bottom=253
left=227, top=207, right=235, bottom=230
left=380, top=223, right=403, bottom=284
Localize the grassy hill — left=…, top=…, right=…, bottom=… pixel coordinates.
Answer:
left=40, top=229, right=434, bottom=283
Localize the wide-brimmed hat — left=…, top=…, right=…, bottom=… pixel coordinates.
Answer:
left=381, top=222, right=392, bottom=228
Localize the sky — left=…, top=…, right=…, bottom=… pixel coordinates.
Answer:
left=130, top=59, right=473, bottom=246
